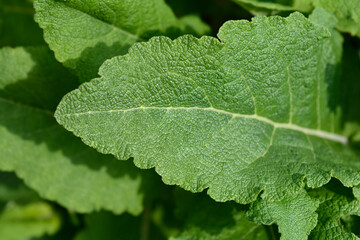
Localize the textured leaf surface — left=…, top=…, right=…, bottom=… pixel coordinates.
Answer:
left=55, top=13, right=360, bottom=204
left=313, top=0, right=360, bottom=37
left=247, top=190, right=319, bottom=240
left=0, top=46, right=152, bottom=214
left=0, top=0, right=45, bottom=47
left=233, top=0, right=360, bottom=37
left=232, top=0, right=313, bottom=14
left=308, top=180, right=360, bottom=240
left=34, top=0, right=210, bottom=81
left=171, top=190, right=270, bottom=240
left=0, top=202, right=60, bottom=240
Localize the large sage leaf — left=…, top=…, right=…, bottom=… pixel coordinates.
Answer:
left=55, top=13, right=360, bottom=204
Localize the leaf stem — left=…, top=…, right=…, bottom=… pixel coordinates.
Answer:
left=140, top=205, right=151, bottom=240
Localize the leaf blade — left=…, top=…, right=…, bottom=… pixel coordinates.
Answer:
left=55, top=13, right=360, bottom=204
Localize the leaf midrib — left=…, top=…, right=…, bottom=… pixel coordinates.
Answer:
left=56, top=106, right=348, bottom=144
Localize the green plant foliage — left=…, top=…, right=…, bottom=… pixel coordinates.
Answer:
left=0, top=171, right=60, bottom=240
left=0, top=202, right=60, bottom=240
left=74, top=211, right=166, bottom=240
left=313, top=0, right=360, bottom=38
left=34, top=0, right=210, bottom=81
left=0, top=46, right=156, bottom=215
left=232, top=0, right=313, bottom=14
left=308, top=180, right=360, bottom=239
left=172, top=190, right=270, bottom=240
left=233, top=0, right=360, bottom=37
left=247, top=190, right=319, bottom=240
left=0, top=172, right=39, bottom=204
left=1, top=0, right=360, bottom=239
left=0, top=0, right=45, bottom=47
left=55, top=13, right=360, bottom=206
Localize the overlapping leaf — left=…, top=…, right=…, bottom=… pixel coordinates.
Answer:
left=34, top=0, right=210, bottom=81
left=308, top=180, right=360, bottom=240
left=0, top=46, right=157, bottom=214
left=233, top=0, right=360, bottom=38
left=56, top=13, right=360, bottom=206
left=247, top=190, right=318, bottom=240
left=313, top=0, right=360, bottom=38
left=232, top=0, right=313, bottom=15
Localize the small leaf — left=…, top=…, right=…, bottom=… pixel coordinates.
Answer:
left=247, top=190, right=319, bottom=240
left=233, top=0, right=360, bottom=37
left=232, top=0, right=313, bottom=15
left=308, top=180, right=360, bottom=240
left=56, top=13, right=360, bottom=204
left=0, top=202, right=60, bottom=240
left=313, top=0, right=360, bottom=38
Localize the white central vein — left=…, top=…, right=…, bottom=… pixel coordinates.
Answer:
left=58, top=106, right=348, bottom=144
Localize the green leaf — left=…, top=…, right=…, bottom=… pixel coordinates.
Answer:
left=171, top=190, right=271, bottom=240
left=233, top=0, right=360, bottom=37
left=313, top=0, right=360, bottom=38
left=308, top=180, right=360, bottom=239
left=247, top=190, right=319, bottom=240
left=232, top=0, right=313, bottom=15
left=55, top=13, right=360, bottom=205
left=0, top=0, right=45, bottom=47
left=0, top=202, right=60, bottom=240
left=74, top=211, right=166, bottom=240
left=0, top=46, right=155, bottom=214
left=34, top=0, right=210, bottom=82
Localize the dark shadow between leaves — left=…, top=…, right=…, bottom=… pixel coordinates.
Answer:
left=340, top=214, right=360, bottom=237
left=173, top=188, right=243, bottom=236
left=340, top=43, right=360, bottom=128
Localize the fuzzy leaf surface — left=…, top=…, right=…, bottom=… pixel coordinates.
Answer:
left=34, top=0, right=210, bottom=81
left=247, top=190, right=319, bottom=240
left=0, top=46, right=152, bottom=214
left=308, top=180, right=360, bottom=240
left=55, top=13, right=360, bottom=204
left=313, top=0, right=360, bottom=37
left=232, top=0, right=312, bottom=14
left=233, top=0, right=360, bottom=37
